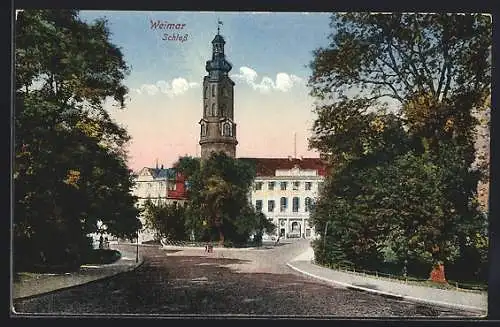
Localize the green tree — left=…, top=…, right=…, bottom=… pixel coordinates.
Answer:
left=310, top=114, right=412, bottom=269
left=143, top=200, right=188, bottom=241
left=251, top=212, right=277, bottom=245
left=308, top=13, right=490, bottom=279
left=310, top=13, right=490, bottom=137
left=14, top=10, right=140, bottom=270
left=173, top=152, right=273, bottom=246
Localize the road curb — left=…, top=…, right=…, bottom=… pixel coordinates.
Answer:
left=12, top=253, right=145, bottom=302
left=161, top=245, right=261, bottom=251
left=286, top=262, right=486, bottom=315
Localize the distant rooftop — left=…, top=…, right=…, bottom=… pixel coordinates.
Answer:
left=143, top=167, right=177, bottom=179
left=238, top=157, right=329, bottom=177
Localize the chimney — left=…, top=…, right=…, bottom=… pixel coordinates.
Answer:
left=161, top=164, right=164, bottom=169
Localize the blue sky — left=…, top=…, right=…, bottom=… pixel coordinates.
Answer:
left=78, top=11, right=333, bottom=170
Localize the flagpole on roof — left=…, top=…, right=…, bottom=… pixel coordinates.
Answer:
left=217, top=19, right=223, bottom=34
left=294, top=132, right=297, bottom=159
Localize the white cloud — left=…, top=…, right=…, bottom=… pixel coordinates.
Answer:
left=134, top=77, right=199, bottom=97
left=275, top=72, right=303, bottom=92
left=231, top=66, right=303, bottom=93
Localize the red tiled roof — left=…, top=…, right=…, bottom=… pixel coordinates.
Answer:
left=238, top=157, right=329, bottom=177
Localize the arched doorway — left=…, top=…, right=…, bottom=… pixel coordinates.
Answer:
left=290, top=221, right=301, bottom=238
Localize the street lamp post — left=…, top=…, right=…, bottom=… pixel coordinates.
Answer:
left=323, top=221, right=330, bottom=250
left=136, top=230, right=139, bottom=263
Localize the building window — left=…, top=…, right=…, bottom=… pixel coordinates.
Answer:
left=305, top=182, right=312, bottom=191
left=293, top=181, right=300, bottom=190
left=292, top=197, right=300, bottom=212
left=280, top=181, right=287, bottom=191
left=255, top=200, right=263, bottom=212
left=223, top=123, right=231, bottom=136
left=211, top=103, right=216, bottom=116
left=204, top=86, right=208, bottom=99
left=212, top=84, right=215, bottom=97
left=305, top=197, right=312, bottom=212
left=200, top=123, right=207, bottom=137
left=254, top=182, right=263, bottom=190
left=280, top=197, right=287, bottom=212
left=268, top=181, right=275, bottom=191
left=268, top=200, right=275, bottom=212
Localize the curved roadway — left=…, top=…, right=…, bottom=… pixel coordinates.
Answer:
left=13, top=240, right=472, bottom=317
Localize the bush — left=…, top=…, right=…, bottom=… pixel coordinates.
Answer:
left=83, top=249, right=121, bottom=265
left=14, top=234, right=94, bottom=273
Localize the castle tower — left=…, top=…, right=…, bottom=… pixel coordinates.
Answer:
left=199, top=22, right=237, bottom=160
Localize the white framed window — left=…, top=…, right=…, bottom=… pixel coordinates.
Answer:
left=305, top=182, right=312, bottom=191
left=223, top=123, right=231, bottom=136
left=280, top=197, right=287, bottom=212
left=293, top=181, right=300, bottom=190
left=254, top=182, right=263, bottom=190
left=280, top=182, right=287, bottom=191
left=255, top=200, right=263, bottom=212
left=305, top=197, right=312, bottom=212
left=292, top=197, right=300, bottom=212
left=201, top=123, right=207, bottom=137
left=268, top=200, right=275, bottom=212
left=268, top=181, right=275, bottom=191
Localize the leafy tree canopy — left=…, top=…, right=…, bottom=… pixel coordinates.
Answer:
left=14, top=10, right=140, bottom=269
left=308, top=13, right=490, bottom=280
left=173, top=152, right=274, bottom=246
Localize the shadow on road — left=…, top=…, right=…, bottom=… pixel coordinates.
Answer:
left=13, top=246, right=475, bottom=318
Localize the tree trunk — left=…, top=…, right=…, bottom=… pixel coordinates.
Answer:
left=215, top=214, right=224, bottom=246
left=218, top=228, right=224, bottom=246
left=429, top=263, right=447, bottom=283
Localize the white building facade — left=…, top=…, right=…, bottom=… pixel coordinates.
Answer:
left=133, top=167, right=171, bottom=207
left=132, top=166, right=187, bottom=243
left=244, top=158, right=327, bottom=240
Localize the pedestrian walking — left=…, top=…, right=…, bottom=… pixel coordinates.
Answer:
left=99, top=235, right=104, bottom=249
left=275, top=235, right=281, bottom=246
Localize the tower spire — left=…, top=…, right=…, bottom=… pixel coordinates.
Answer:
left=217, top=19, right=223, bottom=35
